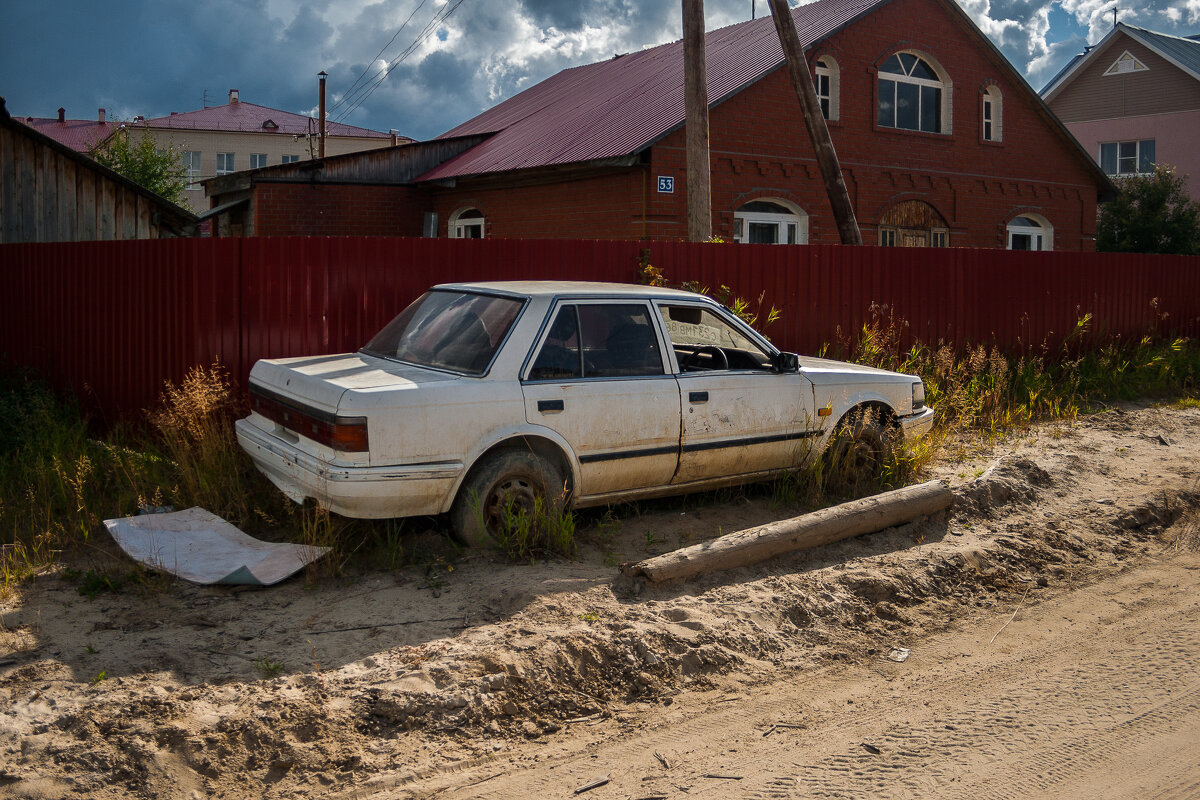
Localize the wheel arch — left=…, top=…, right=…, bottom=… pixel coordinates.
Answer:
left=834, top=398, right=901, bottom=430
left=443, top=430, right=577, bottom=513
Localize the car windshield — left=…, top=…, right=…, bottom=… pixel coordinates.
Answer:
left=362, top=290, right=524, bottom=374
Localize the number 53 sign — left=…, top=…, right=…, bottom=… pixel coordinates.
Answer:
left=657, top=176, right=675, bottom=193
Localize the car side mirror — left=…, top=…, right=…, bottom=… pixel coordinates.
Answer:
left=772, top=352, right=800, bottom=373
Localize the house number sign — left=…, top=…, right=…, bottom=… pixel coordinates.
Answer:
left=657, top=176, right=675, bottom=193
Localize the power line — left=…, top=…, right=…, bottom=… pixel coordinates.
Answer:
left=333, top=0, right=465, bottom=123
left=331, top=0, right=467, bottom=124
left=328, top=0, right=430, bottom=116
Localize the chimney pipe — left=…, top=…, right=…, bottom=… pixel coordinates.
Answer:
left=57, top=107, right=65, bottom=123
left=390, top=129, right=398, bottom=146
left=98, top=108, right=106, bottom=124
left=229, top=88, right=240, bottom=104
left=318, top=71, right=328, bottom=159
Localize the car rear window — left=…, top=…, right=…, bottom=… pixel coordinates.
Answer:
left=362, top=290, right=524, bottom=374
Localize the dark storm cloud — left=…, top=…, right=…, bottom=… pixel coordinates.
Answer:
left=1, top=0, right=1197, bottom=144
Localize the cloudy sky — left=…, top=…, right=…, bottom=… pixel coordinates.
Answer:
left=3, top=0, right=1198, bottom=140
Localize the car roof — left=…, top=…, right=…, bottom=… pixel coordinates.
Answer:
left=435, top=280, right=712, bottom=301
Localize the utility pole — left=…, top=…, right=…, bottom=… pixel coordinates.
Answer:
left=318, top=70, right=328, bottom=159
left=767, top=0, right=862, bottom=244
left=682, top=0, right=712, bottom=241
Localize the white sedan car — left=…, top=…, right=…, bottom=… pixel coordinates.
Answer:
left=236, top=282, right=934, bottom=544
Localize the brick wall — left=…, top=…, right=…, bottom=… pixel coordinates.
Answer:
left=431, top=169, right=649, bottom=241
left=253, top=184, right=428, bottom=237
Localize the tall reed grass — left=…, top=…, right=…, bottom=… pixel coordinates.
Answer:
left=1, top=311, right=1196, bottom=588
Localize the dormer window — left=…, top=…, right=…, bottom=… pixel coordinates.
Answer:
left=262, top=120, right=279, bottom=130
left=1103, top=51, right=1148, bottom=76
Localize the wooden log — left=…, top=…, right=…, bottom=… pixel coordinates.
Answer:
left=622, top=480, right=953, bottom=583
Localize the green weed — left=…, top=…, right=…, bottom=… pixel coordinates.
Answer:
left=489, top=491, right=577, bottom=561
left=255, top=656, right=285, bottom=679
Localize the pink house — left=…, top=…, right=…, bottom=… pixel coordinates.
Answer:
left=1042, top=23, right=1200, bottom=199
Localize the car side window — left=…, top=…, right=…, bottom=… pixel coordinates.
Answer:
left=529, top=306, right=583, bottom=380
left=579, top=304, right=665, bottom=377
left=529, top=303, right=665, bottom=380
left=660, top=304, right=774, bottom=372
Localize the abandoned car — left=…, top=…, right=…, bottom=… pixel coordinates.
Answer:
left=235, top=281, right=934, bottom=544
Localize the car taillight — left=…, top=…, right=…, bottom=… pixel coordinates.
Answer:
left=294, top=414, right=369, bottom=452
left=249, top=386, right=369, bottom=453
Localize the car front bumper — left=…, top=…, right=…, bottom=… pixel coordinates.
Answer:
left=235, top=419, right=463, bottom=519
left=898, top=405, right=936, bottom=440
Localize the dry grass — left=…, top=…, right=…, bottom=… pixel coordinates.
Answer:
left=2, top=310, right=1197, bottom=589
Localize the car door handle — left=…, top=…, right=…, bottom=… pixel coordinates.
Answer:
left=537, top=399, right=565, bottom=413
left=689, top=391, right=709, bottom=403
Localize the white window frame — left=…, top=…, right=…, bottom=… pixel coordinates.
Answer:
left=815, top=56, right=840, bottom=121
left=733, top=200, right=808, bottom=245
left=1007, top=215, right=1053, bottom=251
left=181, top=150, right=201, bottom=188
left=1103, top=51, right=1149, bottom=76
left=449, top=207, right=485, bottom=239
left=1099, top=139, right=1155, bottom=176
left=877, top=51, right=952, bottom=135
left=249, top=153, right=268, bottom=169
left=982, top=85, right=1002, bottom=142
left=215, top=152, right=236, bottom=176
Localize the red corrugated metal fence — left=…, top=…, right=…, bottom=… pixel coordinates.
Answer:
left=1, top=237, right=1197, bottom=420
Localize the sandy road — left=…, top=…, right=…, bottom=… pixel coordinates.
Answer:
left=386, top=552, right=1200, bottom=799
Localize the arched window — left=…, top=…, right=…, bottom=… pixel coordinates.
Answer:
left=1007, top=214, right=1052, bottom=251
left=982, top=85, right=1002, bottom=142
left=877, top=200, right=949, bottom=247
left=815, top=56, right=840, bottom=121
left=877, top=51, right=950, bottom=134
left=733, top=200, right=808, bottom=245
left=449, top=207, right=485, bottom=239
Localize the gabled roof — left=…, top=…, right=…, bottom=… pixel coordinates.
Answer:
left=137, top=100, right=393, bottom=139
left=1041, top=23, right=1200, bottom=100
left=418, top=0, right=1111, bottom=198
left=418, top=0, right=886, bottom=181
left=18, top=115, right=116, bottom=152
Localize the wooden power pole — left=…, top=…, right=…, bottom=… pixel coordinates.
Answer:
left=682, top=0, right=712, bottom=241
left=767, top=0, right=862, bottom=244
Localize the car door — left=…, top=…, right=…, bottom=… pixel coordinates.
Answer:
left=656, top=302, right=819, bottom=485
left=521, top=300, right=682, bottom=497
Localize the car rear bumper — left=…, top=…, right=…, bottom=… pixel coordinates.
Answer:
left=235, top=419, right=462, bottom=518
left=898, top=405, right=936, bottom=439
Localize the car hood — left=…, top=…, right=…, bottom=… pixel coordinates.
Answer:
left=799, top=356, right=915, bottom=385
left=249, top=353, right=462, bottom=413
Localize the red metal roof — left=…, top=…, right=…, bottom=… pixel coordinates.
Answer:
left=418, top=0, right=886, bottom=182
left=19, top=117, right=116, bottom=152
left=138, top=100, right=391, bottom=139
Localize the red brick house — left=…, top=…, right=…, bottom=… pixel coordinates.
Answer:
left=205, top=0, right=1113, bottom=250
